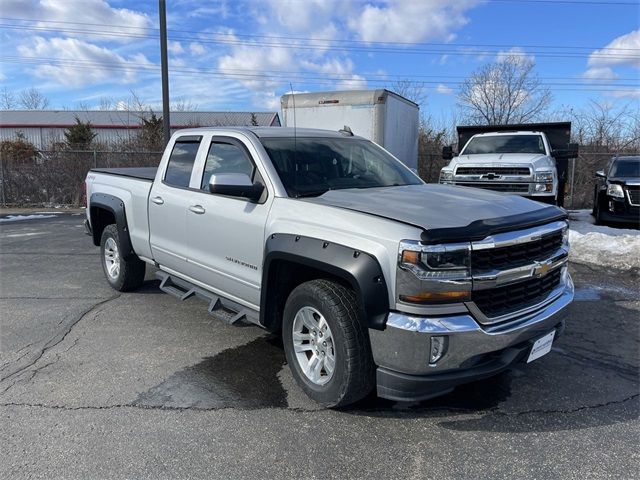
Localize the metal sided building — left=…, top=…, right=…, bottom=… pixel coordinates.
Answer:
left=0, top=110, right=281, bottom=149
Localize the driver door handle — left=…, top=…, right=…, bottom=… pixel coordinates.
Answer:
left=151, top=196, right=164, bottom=205
left=189, top=205, right=206, bottom=214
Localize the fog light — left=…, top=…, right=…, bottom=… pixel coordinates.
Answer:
left=429, top=336, right=447, bottom=364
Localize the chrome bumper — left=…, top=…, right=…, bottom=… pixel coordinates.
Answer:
left=370, top=271, right=573, bottom=377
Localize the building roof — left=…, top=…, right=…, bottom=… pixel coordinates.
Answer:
left=0, top=110, right=280, bottom=128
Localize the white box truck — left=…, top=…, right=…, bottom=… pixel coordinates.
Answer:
left=281, top=89, right=419, bottom=169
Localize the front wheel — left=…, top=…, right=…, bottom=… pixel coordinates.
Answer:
left=100, top=224, right=146, bottom=292
left=282, top=279, right=375, bottom=407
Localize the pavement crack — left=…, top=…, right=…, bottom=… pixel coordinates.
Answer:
left=0, top=294, right=120, bottom=396
left=0, top=393, right=637, bottom=416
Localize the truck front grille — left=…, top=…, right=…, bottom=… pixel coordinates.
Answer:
left=456, top=167, right=531, bottom=176
left=457, top=182, right=530, bottom=193
left=472, top=267, right=562, bottom=319
left=627, top=186, right=640, bottom=206
left=471, top=230, right=563, bottom=272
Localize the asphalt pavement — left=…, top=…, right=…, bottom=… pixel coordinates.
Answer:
left=1, top=214, right=638, bottom=479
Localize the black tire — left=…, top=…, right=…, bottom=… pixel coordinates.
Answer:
left=282, top=279, right=375, bottom=408
left=100, top=224, right=146, bottom=292
left=594, top=200, right=606, bottom=226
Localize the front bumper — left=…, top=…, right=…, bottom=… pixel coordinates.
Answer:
left=370, top=272, right=574, bottom=402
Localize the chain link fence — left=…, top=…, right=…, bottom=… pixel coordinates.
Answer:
left=1, top=147, right=637, bottom=209
left=0, top=150, right=162, bottom=207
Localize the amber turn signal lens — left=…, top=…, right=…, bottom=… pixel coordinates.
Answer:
left=401, top=250, right=420, bottom=264
left=400, top=291, right=470, bottom=304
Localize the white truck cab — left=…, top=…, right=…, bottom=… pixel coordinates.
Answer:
left=440, top=123, right=578, bottom=206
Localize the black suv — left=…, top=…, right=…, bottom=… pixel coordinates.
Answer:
left=593, top=156, right=640, bottom=226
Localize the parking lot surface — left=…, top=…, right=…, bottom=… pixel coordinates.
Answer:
left=1, top=214, right=638, bottom=479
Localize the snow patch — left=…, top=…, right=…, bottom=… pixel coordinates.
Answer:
left=0, top=214, right=58, bottom=223
left=568, top=210, right=640, bottom=271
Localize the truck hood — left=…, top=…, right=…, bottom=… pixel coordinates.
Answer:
left=451, top=153, right=554, bottom=170
left=304, top=184, right=566, bottom=243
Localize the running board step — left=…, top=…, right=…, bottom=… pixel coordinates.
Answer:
left=156, top=271, right=259, bottom=326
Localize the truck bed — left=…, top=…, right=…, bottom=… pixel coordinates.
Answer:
left=90, top=167, right=157, bottom=181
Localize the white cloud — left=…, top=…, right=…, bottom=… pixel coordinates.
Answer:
left=588, top=30, right=640, bottom=69
left=253, top=91, right=281, bottom=110
left=264, top=0, right=340, bottom=34
left=583, top=67, right=618, bottom=81
left=348, top=0, right=479, bottom=43
left=436, top=84, right=453, bottom=94
left=218, top=42, right=293, bottom=91
left=608, top=89, right=640, bottom=99
left=168, top=41, right=184, bottom=55
left=583, top=30, right=639, bottom=98
left=17, top=36, right=152, bottom=87
left=14, top=0, right=152, bottom=43
left=496, top=47, right=535, bottom=64
left=189, top=42, right=206, bottom=55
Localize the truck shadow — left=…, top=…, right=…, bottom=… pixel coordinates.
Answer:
left=132, top=281, right=638, bottom=434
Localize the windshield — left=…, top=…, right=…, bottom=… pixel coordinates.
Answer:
left=610, top=158, right=640, bottom=177
left=260, top=137, right=422, bottom=197
left=462, top=135, right=546, bottom=155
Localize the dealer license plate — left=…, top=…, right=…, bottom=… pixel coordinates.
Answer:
left=527, top=331, right=555, bottom=363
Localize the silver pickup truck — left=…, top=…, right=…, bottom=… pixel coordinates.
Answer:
left=85, top=127, right=574, bottom=407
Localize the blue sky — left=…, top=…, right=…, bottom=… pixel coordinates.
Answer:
left=0, top=0, right=638, bottom=119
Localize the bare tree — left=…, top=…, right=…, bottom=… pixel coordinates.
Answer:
left=19, top=87, right=50, bottom=109
left=171, top=97, right=197, bottom=112
left=0, top=87, right=17, bottom=109
left=563, top=100, right=638, bottom=149
left=458, top=55, right=551, bottom=125
left=390, top=79, right=428, bottom=108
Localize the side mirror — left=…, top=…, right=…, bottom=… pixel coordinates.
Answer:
left=442, top=146, right=454, bottom=160
left=595, top=170, right=606, bottom=179
left=209, top=173, right=264, bottom=201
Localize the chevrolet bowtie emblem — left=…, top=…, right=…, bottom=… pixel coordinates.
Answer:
left=533, top=261, right=551, bottom=278
left=481, top=173, right=501, bottom=180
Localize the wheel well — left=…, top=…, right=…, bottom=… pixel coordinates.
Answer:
left=261, top=259, right=357, bottom=332
left=89, top=206, right=116, bottom=246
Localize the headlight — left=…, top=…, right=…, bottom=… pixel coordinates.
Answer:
left=607, top=183, right=624, bottom=198
left=439, top=169, right=453, bottom=184
left=397, top=241, right=471, bottom=304
left=535, top=171, right=554, bottom=183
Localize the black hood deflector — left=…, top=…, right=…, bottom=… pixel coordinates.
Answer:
left=303, top=184, right=567, bottom=244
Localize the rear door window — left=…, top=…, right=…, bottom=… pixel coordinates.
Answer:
left=164, top=137, right=202, bottom=188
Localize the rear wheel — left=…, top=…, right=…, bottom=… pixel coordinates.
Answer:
left=282, top=279, right=375, bottom=407
left=100, top=224, right=146, bottom=291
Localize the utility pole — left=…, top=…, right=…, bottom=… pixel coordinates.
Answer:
left=159, top=0, right=171, bottom=146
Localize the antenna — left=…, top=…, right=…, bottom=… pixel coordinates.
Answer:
left=289, top=82, right=298, bottom=193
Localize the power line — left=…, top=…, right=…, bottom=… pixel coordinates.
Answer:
left=1, top=17, right=639, bottom=53
left=2, top=56, right=636, bottom=93
left=3, top=23, right=639, bottom=62
left=4, top=53, right=636, bottom=83
left=487, top=0, right=638, bottom=5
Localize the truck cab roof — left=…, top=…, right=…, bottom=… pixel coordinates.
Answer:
left=172, top=126, right=364, bottom=139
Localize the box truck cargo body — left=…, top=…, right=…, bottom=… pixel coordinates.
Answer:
left=281, top=89, right=419, bottom=169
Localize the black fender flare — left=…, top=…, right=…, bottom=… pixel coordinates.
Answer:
left=89, top=192, right=136, bottom=260
left=260, top=234, right=389, bottom=331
